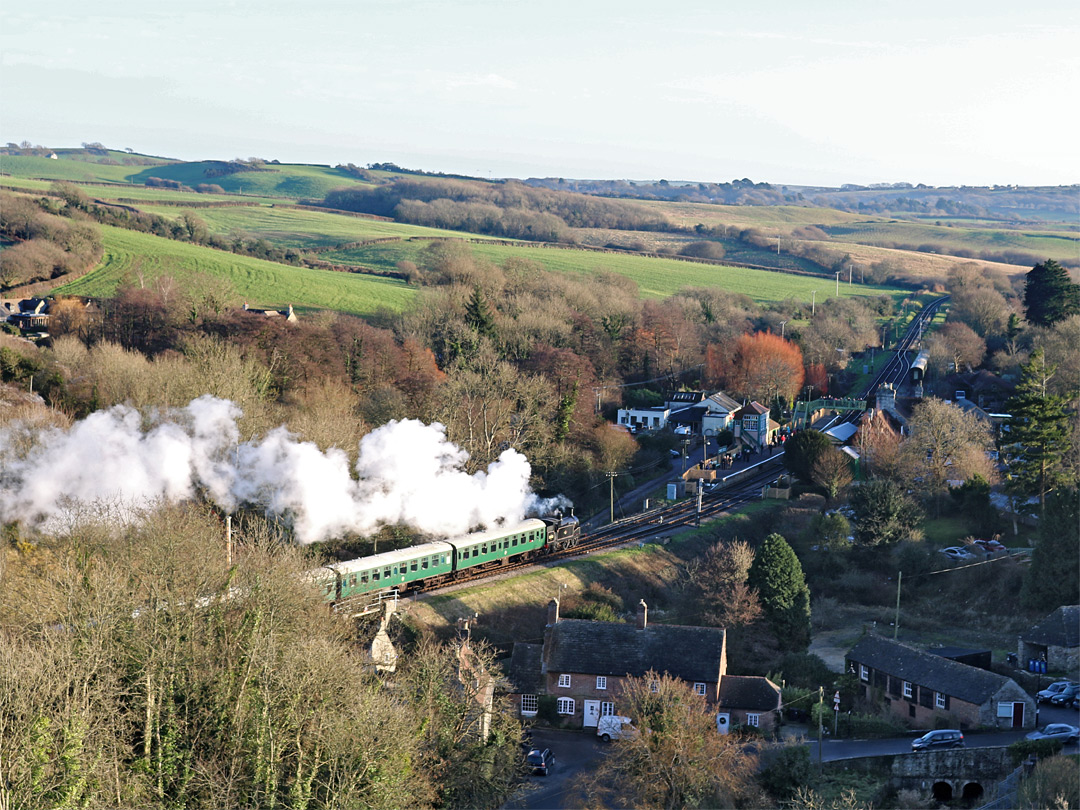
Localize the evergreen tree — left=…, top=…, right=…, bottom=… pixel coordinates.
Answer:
left=850, top=479, right=923, bottom=547
left=748, top=533, right=811, bottom=652
left=783, top=429, right=833, bottom=483
left=1024, top=259, right=1080, bottom=327
left=1004, top=349, right=1074, bottom=514
left=1020, top=488, right=1080, bottom=611
left=464, top=285, right=497, bottom=339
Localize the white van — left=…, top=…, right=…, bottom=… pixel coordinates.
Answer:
left=597, top=715, right=636, bottom=742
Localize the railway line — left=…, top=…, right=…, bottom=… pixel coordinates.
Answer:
left=338, top=296, right=948, bottom=614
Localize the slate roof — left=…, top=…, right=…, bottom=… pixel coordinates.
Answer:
left=1022, top=606, right=1080, bottom=649
left=706, top=392, right=740, bottom=412
left=544, top=619, right=726, bottom=683
left=847, top=635, right=1015, bottom=705
left=718, top=675, right=781, bottom=711
left=505, top=643, right=544, bottom=693
left=668, top=405, right=707, bottom=424
left=735, top=401, right=769, bottom=417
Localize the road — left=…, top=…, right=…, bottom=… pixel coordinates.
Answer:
left=502, top=728, right=607, bottom=810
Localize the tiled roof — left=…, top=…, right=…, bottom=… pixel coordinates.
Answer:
left=1022, top=606, right=1080, bottom=649
left=707, top=392, right=740, bottom=412
left=504, top=643, right=544, bottom=693
left=735, top=401, right=768, bottom=417
left=718, top=675, right=781, bottom=711
left=847, top=635, right=1014, bottom=705
left=545, top=620, right=725, bottom=683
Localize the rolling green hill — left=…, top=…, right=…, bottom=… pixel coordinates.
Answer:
left=322, top=239, right=904, bottom=303
left=57, top=225, right=416, bottom=316
left=1, top=154, right=371, bottom=199
left=137, top=204, right=507, bottom=249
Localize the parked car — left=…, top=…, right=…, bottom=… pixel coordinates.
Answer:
left=669, top=449, right=682, bottom=457
left=1049, top=684, right=1080, bottom=706
left=939, top=546, right=977, bottom=561
left=1025, top=724, right=1080, bottom=744
left=912, top=729, right=965, bottom=751
left=525, top=747, right=554, bottom=776
left=597, top=715, right=637, bottom=742
left=1036, top=681, right=1076, bottom=703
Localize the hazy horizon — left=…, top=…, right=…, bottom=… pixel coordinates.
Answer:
left=4, top=1, right=1078, bottom=188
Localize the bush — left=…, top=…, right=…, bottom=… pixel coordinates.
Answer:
left=535, top=695, right=560, bottom=725
left=760, top=744, right=814, bottom=799
left=1007, top=737, right=1063, bottom=765
left=679, top=241, right=726, bottom=260
left=774, top=653, right=835, bottom=690
left=835, top=713, right=906, bottom=739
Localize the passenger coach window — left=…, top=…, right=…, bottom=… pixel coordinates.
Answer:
left=421, top=559, right=428, bottom=569
left=384, top=568, right=391, bottom=578
left=410, top=561, right=418, bottom=572
left=372, top=571, right=380, bottom=582
left=361, top=572, right=368, bottom=583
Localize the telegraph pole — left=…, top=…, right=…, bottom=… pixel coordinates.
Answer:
left=817, top=686, right=824, bottom=773
left=894, top=571, right=902, bottom=639
left=607, top=471, right=617, bottom=523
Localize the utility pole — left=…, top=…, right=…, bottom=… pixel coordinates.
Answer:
left=780, top=320, right=787, bottom=339
left=226, top=514, right=233, bottom=566
left=893, top=571, right=902, bottom=640
left=817, top=686, right=824, bottom=773
left=696, top=483, right=703, bottom=526
left=607, top=471, right=617, bottom=523
left=835, top=271, right=841, bottom=296
left=812, top=290, right=817, bottom=316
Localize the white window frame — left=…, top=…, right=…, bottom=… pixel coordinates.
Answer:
left=558, top=673, right=571, bottom=688
left=650, top=681, right=659, bottom=693
left=596, top=676, right=607, bottom=690
left=520, top=694, right=538, bottom=716
left=936, top=692, right=946, bottom=709
left=903, top=681, right=913, bottom=699
left=557, top=697, right=575, bottom=715
left=860, top=665, right=869, bottom=682
left=600, top=701, right=614, bottom=716
left=746, top=713, right=760, bottom=727
left=693, top=682, right=707, bottom=696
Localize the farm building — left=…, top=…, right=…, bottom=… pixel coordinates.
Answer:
left=504, top=598, right=780, bottom=733
left=847, top=635, right=1034, bottom=730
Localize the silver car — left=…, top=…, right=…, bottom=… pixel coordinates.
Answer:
left=1025, top=724, right=1079, bottom=744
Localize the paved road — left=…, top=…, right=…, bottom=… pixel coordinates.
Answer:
left=502, top=728, right=606, bottom=810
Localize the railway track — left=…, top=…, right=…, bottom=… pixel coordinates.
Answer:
left=341, top=298, right=948, bottom=611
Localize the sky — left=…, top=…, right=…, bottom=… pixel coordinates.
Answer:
left=3, top=0, right=1078, bottom=187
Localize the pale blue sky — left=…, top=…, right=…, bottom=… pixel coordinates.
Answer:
left=3, top=0, right=1077, bottom=186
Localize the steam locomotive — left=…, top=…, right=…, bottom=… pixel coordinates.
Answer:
left=314, top=513, right=581, bottom=603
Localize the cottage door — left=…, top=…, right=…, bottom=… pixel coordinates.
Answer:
left=716, top=712, right=731, bottom=734
left=583, top=700, right=601, bottom=728
left=1012, top=702, right=1024, bottom=728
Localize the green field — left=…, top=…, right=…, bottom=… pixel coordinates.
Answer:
left=137, top=204, right=504, bottom=249
left=822, top=220, right=1078, bottom=263
left=323, top=239, right=905, bottom=303
left=1, top=155, right=369, bottom=199
left=57, top=225, right=416, bottom=316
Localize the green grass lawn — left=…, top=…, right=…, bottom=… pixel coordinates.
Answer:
left=56, top=225, right=416, bottom=316
left=921, top=516, right=972, bottom=546
left=324, top=239, right=908, bottom=303
left=137, top=204, right=502, bottom=249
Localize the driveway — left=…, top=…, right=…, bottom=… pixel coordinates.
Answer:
left=503, top=728, right=606, bottom=810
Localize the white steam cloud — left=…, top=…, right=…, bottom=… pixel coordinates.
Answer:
left=0, top=395, right=570, bottom=543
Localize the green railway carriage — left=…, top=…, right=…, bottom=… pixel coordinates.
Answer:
left=450, top=519, right=549, bottom=573
left=322, top=540, right=455, bottom=601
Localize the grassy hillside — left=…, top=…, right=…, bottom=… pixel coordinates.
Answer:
left=323, top=239, right=905, bottom=303
left=138, top=204, right=506, bottom=249
left=648, top=200, right=865, bottom=230
left=57, top=225, right=416, bottom=316
left=822, top=220, right=1078, bottom=264
left=1, top=155, right=370, bottom=199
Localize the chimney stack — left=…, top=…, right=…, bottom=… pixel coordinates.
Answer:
left=546, top=598, right=560, bottom=627
left=636, top=599, right=648, bottom=630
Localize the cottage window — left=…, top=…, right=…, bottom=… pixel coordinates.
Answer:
left=558, top=674, right=571, bottom=688
left=520, top=695, right=538, bottom=716
left=903, top=681, right=913, bottom=699
left=596, top=676, right=607, bottom=690
left=747, top=713, right=760, bottom=727
left=693, top=683, right=707, bottom=696
left=936, top=692, right=947, bottom=710
left=601, top=701, right=614, bottom=716
left=650, top=681, right=659, bottom=693
left=557, top=698, right=575, bottom=715
left=859, top=665, right=869, bottom=682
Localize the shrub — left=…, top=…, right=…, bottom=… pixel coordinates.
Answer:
left=535, top=695, right=560, bottom=725
left=1007, top=737, right=1063, bottom=765
left=760, top=744, right=814, bottom=799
